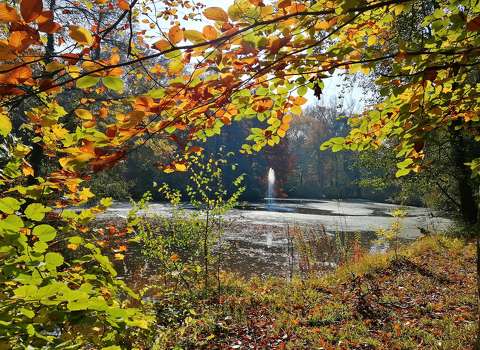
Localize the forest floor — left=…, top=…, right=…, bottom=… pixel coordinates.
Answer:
left=151, top=236, right=477, bottom=349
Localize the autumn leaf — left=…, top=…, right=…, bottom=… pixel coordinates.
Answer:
left=69, top=26, right=94, bottom=46
left=184, top=29, right=205, bottom=43
left=203, top=25, right=218, bottom=40
left=9, top=31, right=36, bottom=52
left=38, top=12, right=60, bottom=33
left=168, top=25, right=183, bottom=44
left=78, top=187, right=94, bottom=202
left=467, top=16, right=480, bottom=31
left=74, top=109, right=93, bottom=120
left=0, top=114, right=12, bottom=137
left=21, top=0, right=43, bottom=23
left=203, top=7, right=229, bottom=22
left=174, top=163, right=187, bottom=171
left=0, top=3, right=20, bottom=23
left=153, top=39, right=171, bottom=51
left=118, top=0, right=130, bottom=10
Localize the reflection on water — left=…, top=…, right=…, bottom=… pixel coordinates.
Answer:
left=103, top=199, right=452, bottom=280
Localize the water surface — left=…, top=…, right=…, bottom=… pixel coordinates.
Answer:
left=103, top=199, right=452, bottom=278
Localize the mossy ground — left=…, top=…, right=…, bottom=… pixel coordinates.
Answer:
left=139, top=236, right=477, bottom=349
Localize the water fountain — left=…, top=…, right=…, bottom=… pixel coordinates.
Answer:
left=266, top=168, right=275, bottom=209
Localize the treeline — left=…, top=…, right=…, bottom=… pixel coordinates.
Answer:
left=90, top=104, right=414, bottom=204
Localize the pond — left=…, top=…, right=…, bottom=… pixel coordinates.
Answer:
left=101, top=199, right=452, bottom=279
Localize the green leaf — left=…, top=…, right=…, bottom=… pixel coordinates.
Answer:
left=102, top=76, right=124, bottom=92
left=0, top=214, right=24, bottom=233
left=14, top=285, right=38, bottom=298
left=20, top=308, right=35, bottom=319
left=45, top=252, right=64, bottom=268
left=395, top=168, right=411, bottom=177
left=0, top=197, right=22, bottom=214
left=33, top=224, right=57, bottom=242
left=147, top=88, right=165, bottom=98
left=26, top=324, right=35, bottom=336
left=297, top=85, right=308, bottom=96
left=69, top=236, right=83, bottom=244
left=397, top=158, right=413, bottom=169
left=76, top=75, right=100, bottom=89
left=33, top=241, right=48, bottom=253
left=0, top=114, right=12, bottom=137
left=24, top=203, right=52, bottom=221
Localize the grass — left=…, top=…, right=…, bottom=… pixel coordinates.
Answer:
left=133, top=235, right=477, bottom=349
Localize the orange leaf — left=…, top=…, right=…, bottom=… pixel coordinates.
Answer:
left=186, top=146, right=203, bottom=154
left=293, top=96, right=307, bottom=105
left=252, top=98, right=273, bottom=112
left=9, top=31, right=35, bottom=52
left=38, top=19, right=60, bottom=33
left=168, top=25, right=183, bottom=44
left=118, top=0, right=130, bottom=10
left=21, top=163, right=34, bottom=176
left=36, top=10, right=52, bottom=24
left=0, top=3, right=20, bottom=23
left=203, top=7, right=229, bottom=22
left=21, top=0, right=43, bottom=23
left=202, top=25, right=218, bottom=40
left=153, top=39, right=171, bottom=51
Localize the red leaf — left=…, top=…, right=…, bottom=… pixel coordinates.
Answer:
left=21, top=0, right=43, bottom=23
left=467, top=16, right=480, bottom=31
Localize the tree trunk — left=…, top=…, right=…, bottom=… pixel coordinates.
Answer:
left=477, top=235, right=480, bottom=350
left=450, top=128, right=478, bottom=225
left=450, top=126, right=480, bottom=349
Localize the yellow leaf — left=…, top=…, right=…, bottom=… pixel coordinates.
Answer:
left=367, top=36, right=377, bottom=46
left=315, top=21, right=331, bottom=30
left=184, top=29, right=205, bottom=43
left=67, top=243, right=79, bottom=250
left=291, top=105, right=302, bottom=115
left=79, top=187, right=94, bottom=202
left=69, top=26, right=94, bottom=46
left=45, top=61, right=64, bottom=72
left=168, top=59, right=184, bottom=75
left=74, top=109, right=93, bottom=120
left=393, top=4, right=405, bottom=16
left=174, top=163, right=187, bottom=171
left=0, top=113, right=12, bottom=137
left=203, top=7, right=229, bottom=22
left=114, top=253, right=125, bottom=260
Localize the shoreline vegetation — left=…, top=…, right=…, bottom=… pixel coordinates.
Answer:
left=122, top=235, right=476, bottom=349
